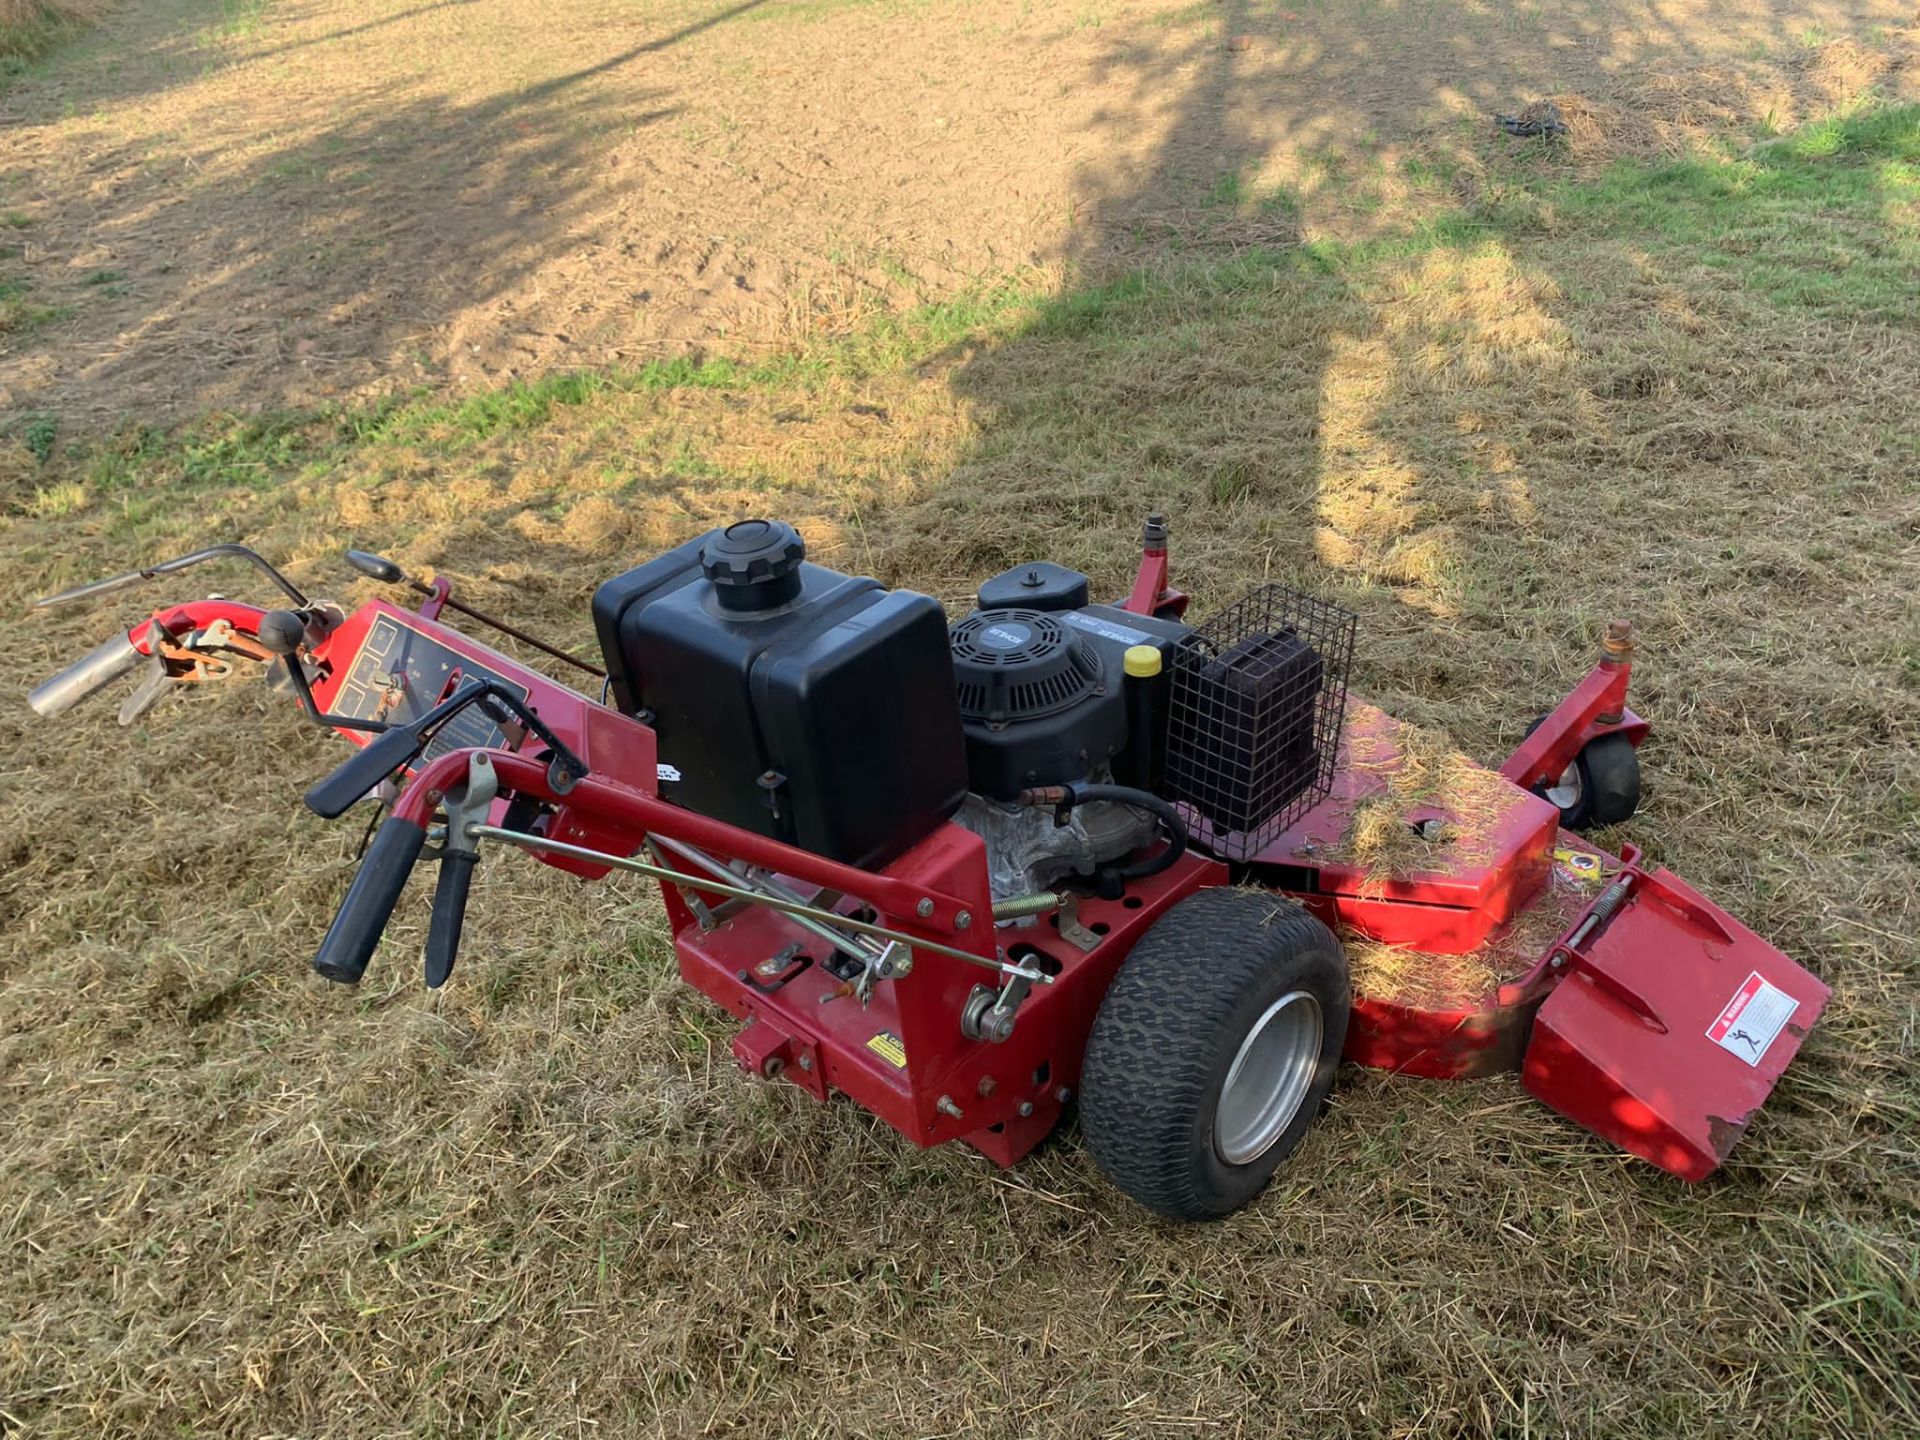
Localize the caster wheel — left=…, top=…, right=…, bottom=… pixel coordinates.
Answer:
left=1080, top=888, right=1349, bottom=1221
left=1527, top=717, right=1642, bottom=829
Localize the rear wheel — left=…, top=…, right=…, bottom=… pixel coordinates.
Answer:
left=1080, top=888, right=1349, bottom=1221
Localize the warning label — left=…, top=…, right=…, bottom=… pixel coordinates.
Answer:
left=1553, top=847, right=1604, bottom=884
left=1707, top=972, right=1799, bottom=1067
left=866, top=1031, right=907, bottom=1068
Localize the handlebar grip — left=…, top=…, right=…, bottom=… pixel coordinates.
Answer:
left=312, top=816, right=428, bottom=984
left=304, top=727, right=425, bottom=819
left=28, top=633, right=143, bottom=717
left=423, top=849, right=477, bottom=989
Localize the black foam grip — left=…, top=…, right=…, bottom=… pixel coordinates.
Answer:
left=423, top=850, right=477, bottom=989
left=312, top=816, right=427, bottom=985
left=304, top=727, right=423, bottom=819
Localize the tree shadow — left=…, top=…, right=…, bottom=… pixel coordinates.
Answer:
left=0, top=0, right=782, bottom=426
left=905, top=0, right=1893, bottom=730
left=0, top=78, right=685, bottom=423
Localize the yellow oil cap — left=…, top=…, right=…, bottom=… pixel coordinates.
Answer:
left=1124, top=644, right=1163, bottom=678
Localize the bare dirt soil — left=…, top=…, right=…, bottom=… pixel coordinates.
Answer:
left=1, top=0, right=1912, bottom=429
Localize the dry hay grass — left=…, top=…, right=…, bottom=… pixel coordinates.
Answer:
left=1481, top=33, right=1918, bottom=173
left=1345, top=933, right=1501, bottom=1011
left=1319, top=718, right=1521, bottom=888
left=1347, top=864, right=1599, bottom=1009
left=0, top=0, right=102, bottom=45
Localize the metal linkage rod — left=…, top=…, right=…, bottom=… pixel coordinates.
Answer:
left=464, top=824, right=1049, bottom=983
left=650, top=833, right=884, bottom=963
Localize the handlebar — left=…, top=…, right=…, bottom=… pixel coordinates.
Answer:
left=311, top=816, right=430, bottom=984
left=26, top=632, right=145, bottom=718
left=32, top=544, right=311, bottom=611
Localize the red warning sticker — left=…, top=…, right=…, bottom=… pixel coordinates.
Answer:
left=1707, top=971, right=1799, bottom=1067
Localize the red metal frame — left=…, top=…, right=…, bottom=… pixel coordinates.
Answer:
left=57, top=534, right=1824, bottom=1184
left=1498, top=623, right=1648, bottom=796
left=1121, top=540, right=1189, bottom=620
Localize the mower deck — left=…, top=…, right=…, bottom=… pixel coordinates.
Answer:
left=1247, top=700, right=1608, bottom=1078
left=1247, top=699, right=1828, bottom=1177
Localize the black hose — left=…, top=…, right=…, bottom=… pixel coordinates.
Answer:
left=1019, top=781, right=1189, bottom=884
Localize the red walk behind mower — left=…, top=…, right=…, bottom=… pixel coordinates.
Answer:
left=28, top=517, right=1828, bottom=1219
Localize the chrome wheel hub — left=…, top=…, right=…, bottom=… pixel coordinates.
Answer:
left=1214, top=990, right=1324, bottom=1165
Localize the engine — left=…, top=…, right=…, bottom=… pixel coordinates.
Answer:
left=592, top=521, right=1342, bottom=902
left=946, top=564, right=1192, bottom=898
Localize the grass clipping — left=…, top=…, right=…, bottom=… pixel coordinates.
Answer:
left=1322, top=718, right=1519, bottom=890
left=1320, top=720, right=1540, bottom=1009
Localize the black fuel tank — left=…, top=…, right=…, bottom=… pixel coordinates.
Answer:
left=590, top=521, right=967, bottom=868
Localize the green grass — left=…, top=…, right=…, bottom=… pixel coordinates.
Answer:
left=0, top=275, right=74, bottom=336
left=0, top=0, right=100, bottom=77
left=1553, top=105, right=1920, bottom=320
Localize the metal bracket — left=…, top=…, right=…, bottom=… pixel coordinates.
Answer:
left=1056, top=892, right=1101, bottom=953
left=441, top=752, right=501, bottom=857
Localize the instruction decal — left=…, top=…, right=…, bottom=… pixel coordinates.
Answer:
left=866, top=1030, right=907, bottom=1069
left=1707, top=971, right=1798, bottom=1067
left=1061, top=610, right=1153, bottom=647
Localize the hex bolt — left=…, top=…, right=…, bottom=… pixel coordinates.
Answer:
left=797, top=1054, right=813, bottom=1072
left=954, top=910, right=972, bottom=930
left=936, top=1095, right=963, bottom=1119
left=916, top=898, right=935, bottom=918
left=1016, top=1100, right=1035, bottom=1118
left=976, top=1075, right=998, bottom=1098
left=1054, top=1086, right=1072, bottom=1105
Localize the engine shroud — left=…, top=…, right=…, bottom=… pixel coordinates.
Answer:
left=949, top=590, right=1192, bottom=801
left=950, top=607, right=1125, bottom=799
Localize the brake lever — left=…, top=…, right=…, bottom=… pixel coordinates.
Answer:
left=424, top=753, right=499, bottom=988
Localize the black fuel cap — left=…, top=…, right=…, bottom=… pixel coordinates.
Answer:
left=701, top=518, right=806, bottom=612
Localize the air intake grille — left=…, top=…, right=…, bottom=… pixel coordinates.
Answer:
left=950, top=608, right=1103, bottom=725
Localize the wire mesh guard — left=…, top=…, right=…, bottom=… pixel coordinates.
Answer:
left=1163, top=583, right=1358, bottom=861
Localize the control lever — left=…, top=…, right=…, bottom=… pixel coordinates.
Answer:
left=343, top=547, right=606, bottom=679
left=253, top=607, right=393, bottom=739
left=423, top=752, right=498, bottom=988
left=117, top=623, right=180, bottom=726
left=344, top=550, right=406, bottom=584
left=304, top=679, right=589, bottom=820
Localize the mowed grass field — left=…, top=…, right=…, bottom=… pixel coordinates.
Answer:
left=3, top=4, right=1918, bottom=1437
